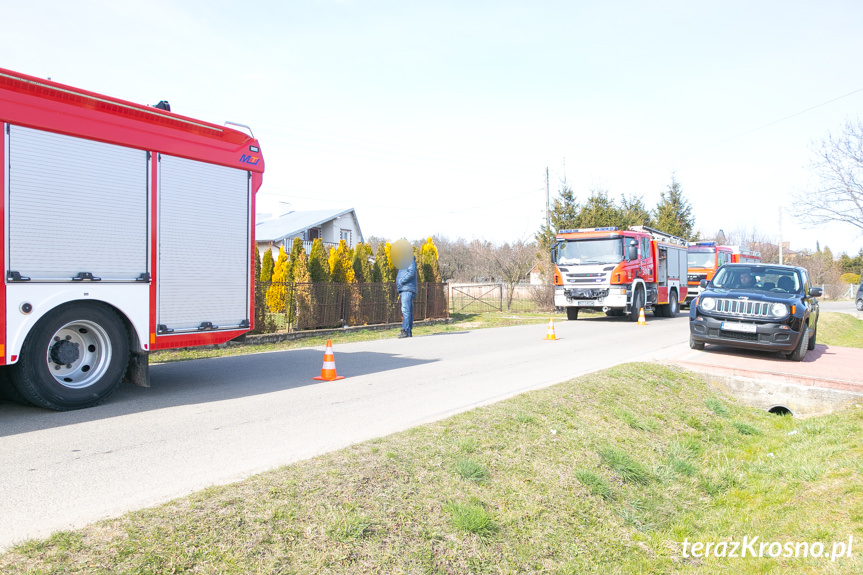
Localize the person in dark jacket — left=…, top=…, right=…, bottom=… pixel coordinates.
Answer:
left=392, top=240, right=418, bottom=338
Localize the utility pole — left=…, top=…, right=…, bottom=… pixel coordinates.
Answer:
left=778, top=207, right=784, bottom=265
left=546, top=167, right=550, bottom=228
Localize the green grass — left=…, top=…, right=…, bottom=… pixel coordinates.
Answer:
left=3, top=363, right=863, bottom=574
left=817, top=311, right=863, bottom=348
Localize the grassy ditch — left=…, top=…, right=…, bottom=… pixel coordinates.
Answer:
left=817, top=311, right=863, bottom=348
left=3, top=363, right=862, bottom=574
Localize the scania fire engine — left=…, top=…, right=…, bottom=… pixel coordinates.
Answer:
left=0, top=68, right=265, bottom=410
left=552, top=226, right=688, bottom=321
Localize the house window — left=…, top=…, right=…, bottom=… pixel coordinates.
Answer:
left=308, top=228, right=320, bottom=240
left=340, top=229, right=351, bottom=244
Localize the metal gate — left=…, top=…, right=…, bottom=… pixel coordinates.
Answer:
left=449, top=283, right=503, bottom=313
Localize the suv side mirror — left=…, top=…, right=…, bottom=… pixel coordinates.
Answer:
left=809, top=286, right=823, bottom=298
left=700, top=279, right=708, bottom=288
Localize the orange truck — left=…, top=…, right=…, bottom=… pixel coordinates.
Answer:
left=551, top=226, right=688, bottom=321
left=684, top=242, right=760, bottom=306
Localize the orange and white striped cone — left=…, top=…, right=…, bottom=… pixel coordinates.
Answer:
left=637, top=307, right=647, bottom=326
left=544, top=318, right=556, bottom=340
left=313, top=340, right=345, bottom=381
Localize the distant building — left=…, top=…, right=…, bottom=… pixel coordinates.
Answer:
left=256, top=208, right=364, bottom=258
left=527, top=263, right=545, bottom=285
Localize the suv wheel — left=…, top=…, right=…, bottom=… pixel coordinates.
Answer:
left=857, top=298, right=863, bottom=311
left=787, top=327, right=809, bottom=362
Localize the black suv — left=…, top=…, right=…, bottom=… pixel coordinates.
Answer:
left=689, top=263, right=821, bottom=361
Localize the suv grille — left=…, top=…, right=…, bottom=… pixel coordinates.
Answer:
left=712, top=298, right=770, bottom=318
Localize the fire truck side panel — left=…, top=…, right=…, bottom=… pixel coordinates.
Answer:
left=7, top=125, right=149, bottom=280
left=156, top=155, right=251, bottom=334
left=3, top=125, right=153, bottom=362
left=0, top=124, right=6, bottom=364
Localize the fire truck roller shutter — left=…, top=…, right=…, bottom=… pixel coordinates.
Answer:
left=7, top=125, right=148, bottom=280
left=157, top=155, right=250, bottom=332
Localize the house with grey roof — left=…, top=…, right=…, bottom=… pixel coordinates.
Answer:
left=255, top=208, right=364, bottom=258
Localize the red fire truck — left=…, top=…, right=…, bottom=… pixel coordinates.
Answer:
left=552, top=226, right=688, bottom=321
left=684, top=242, right=760, bottom=306
left=0, top=68, right=265, bottom=410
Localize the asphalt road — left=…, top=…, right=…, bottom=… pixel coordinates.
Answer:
left=0, top=314, right=691, bottom=549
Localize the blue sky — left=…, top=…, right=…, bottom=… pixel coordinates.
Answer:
left=4, top=1, right=863, bottom=254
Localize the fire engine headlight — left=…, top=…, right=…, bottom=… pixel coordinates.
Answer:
left=700, top=297, right=715, bottom=311
left=770, top=302, right=788, bottom=317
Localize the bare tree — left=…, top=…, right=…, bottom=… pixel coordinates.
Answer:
left=485, top=240, right=539, bottom=310
left=797, top=119, right=863, bottom=235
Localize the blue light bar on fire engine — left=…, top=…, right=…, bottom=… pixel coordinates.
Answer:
left=557, top=227, right=619, bottom=234
left=692, top=241, right=716, bottom=246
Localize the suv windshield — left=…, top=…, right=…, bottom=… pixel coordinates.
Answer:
left=558, top=238, right=623, bottom=265
left=688, top=249, right=715, bottom=268
left=712, top=266, right=802, bottom=293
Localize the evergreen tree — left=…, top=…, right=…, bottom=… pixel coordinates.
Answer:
left=266, top=246, right=289, bottom=313
left=261, top=248, right=274, bottom=283
left=374, top=241, right=396, bottom=283
left=535, top=184, right=579, bottom=250
left=253, top=244, right=271, bottom=332
left=653, top=175, right=696, bottom=240
left=293, top=250, right=313, bottom=326
left=308, top=239, right=330, bottom=282
left=329, top=240, right=356, bottom=283
left=618, top=194, right=652, bottom=228
left=287, top=237, right=305, bottom=283
left=576, top=189, right=622, bottom=228
left=352, top=243, right=374, bottom=283
left=419, top=237, right=442, bottom=282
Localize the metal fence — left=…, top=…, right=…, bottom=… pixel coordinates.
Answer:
left=255, top=282, right=448, bottom=333
left=448, top=283, right=556, bottom=313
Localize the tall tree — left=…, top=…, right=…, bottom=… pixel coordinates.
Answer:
left=308, top=239, right=330, bottom=282
left=329, top=240, right=356, bottom=283
left=618, top=194, right=652, bottom=228
left=286, top=237, right=305, bottom=283
left=351, top=242, right=374, bottom=283
left=261, top=247, right=274, bottom=283
left=374, top=241, right=395, bottom=284
left=576, top=189, right=621, bottom=228
left=653, top=175, right=696, bottom=240
left=266, top=246, right=289, bottom=313
left=419, top=237, right=442, bottom=283
left=535, top=184, right=579, bottom=251
left=797, top=118, right=863, bottom=235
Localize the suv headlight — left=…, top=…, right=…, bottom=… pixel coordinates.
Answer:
left=770, top=302, right=788, bottom=317
left=700, top=297, right=715, bottom=311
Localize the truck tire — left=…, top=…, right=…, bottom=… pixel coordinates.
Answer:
left=667, top=291, right=679, bottom=317
left=787, top=327, right=809, bottom=362
left=566, top=307, right=579, bottom=320
left=9, top=303, right=130, bottom=411
left=629, top=288, right=644, bottom=322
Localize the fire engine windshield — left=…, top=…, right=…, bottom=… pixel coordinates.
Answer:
left=688, top=249, right=715, bottom=268
left=558, top=238, right=623, bottom=265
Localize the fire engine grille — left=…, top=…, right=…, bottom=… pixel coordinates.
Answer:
left=712, top=298, right=771, bottom=318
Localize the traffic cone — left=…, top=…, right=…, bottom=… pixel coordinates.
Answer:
left=313, top=340, right=345, bottom=381
left=545, top=318, right=557, bottom=340
left=637, top=308, right=647, bottom=326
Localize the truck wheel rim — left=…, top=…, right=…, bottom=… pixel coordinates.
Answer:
left=44, top=320, right=113, bottom=389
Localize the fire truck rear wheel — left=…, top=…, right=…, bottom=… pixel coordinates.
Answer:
left=10, top=303, right=130, bottom=411
left=566, top=307, right=579, bottom=320
left=667, top=291, right=679, bottom=317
